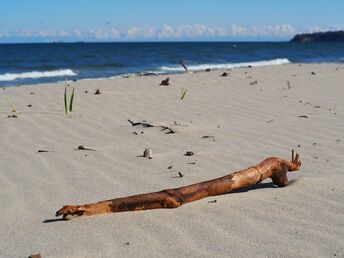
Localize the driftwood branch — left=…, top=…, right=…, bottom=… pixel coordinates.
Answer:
left=56, top=150, right=301, bottom=220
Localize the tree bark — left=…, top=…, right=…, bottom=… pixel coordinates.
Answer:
left=56, top=150, right=301, bottom=220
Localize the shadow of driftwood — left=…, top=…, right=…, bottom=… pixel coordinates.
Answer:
left=43, top=218, right=65, bottom=224
left=229, top=182, right=277, bottom=194
left=227, top=179, right=298, bottom=194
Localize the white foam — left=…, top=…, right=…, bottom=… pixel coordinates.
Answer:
left=0, top=69, right=77, bottom=81
left=159, top=58, right=291, bottom=72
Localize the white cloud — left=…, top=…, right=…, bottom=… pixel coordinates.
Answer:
left=308, top=25, right=344, bottom=33
left=231, top=24, right=248, bottom=36
left=0, top=24, right=302, bottom=41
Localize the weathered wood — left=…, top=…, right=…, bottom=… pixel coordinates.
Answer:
left=56, top=150, right=301, bottom=220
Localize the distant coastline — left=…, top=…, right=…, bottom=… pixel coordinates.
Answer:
left=290, top=30, right=344, bottom=42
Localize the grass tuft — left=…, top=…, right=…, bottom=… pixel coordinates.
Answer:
left=64, top=85, right=68, bottom=115
left=4, top=95, right=17, bottom=114
left=64, top=78, right=76, bottom=116
left=69, top=86, right=75, bottom=112
left=180, top=88, right=188, bottom=100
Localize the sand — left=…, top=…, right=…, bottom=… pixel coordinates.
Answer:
left=0, top=63, right=343, bottom=258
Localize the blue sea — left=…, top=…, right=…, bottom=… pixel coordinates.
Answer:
left=0, top=42, right=343, bottom=87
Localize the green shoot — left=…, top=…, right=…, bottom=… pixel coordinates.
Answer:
left=63, top=78, right=76, bottom=116
left=69, top=86, right=75, bottom=112
left=180, top=88, right=188, bottom=100
left=64, top=85, right=68, bottom=115
left=4, top=95, right=17, bottom=114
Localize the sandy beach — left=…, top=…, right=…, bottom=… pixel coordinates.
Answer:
left=1, top=63, right=343, bottom=257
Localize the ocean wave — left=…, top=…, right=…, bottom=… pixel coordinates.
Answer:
left=159, top=58, right=291, bottom=72
left=0, top=69, right=77, bottom=81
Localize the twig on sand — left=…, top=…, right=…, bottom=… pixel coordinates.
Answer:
left=202, top=135, right=215, bottom=139
left=161, top=126, right=175, bottom=134
left=75, top=145, right=96, bottom=151
left=55, top=150, right=301, bottom=220
left=287, top=81, right=291, bottom=89
left=172, top=172, right=184, bottom=178
left=128, top=119, right=176, bottom=134
left=128, top=119, right=154, bottom=127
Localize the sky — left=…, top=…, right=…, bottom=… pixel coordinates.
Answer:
left=0, top=0, right=343, bottom=42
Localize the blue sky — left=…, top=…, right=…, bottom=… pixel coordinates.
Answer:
left=0, top=0, right=343, bottom=42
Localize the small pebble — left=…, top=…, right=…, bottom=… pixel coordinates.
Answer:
left=143, top=148, right=152, bottom=159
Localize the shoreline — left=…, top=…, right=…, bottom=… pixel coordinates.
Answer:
left=0, top=57, right=291, bottom=88
left=1, top=63, right=343, bottom=257
left=2, top=60, right=344, bottom=89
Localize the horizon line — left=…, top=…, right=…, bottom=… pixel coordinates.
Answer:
left=0, top=39, right=293, bottom=44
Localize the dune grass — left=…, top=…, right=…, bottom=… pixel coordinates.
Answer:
left=180, top=88, right=188, bottom=100
left=64, top=82, right=75, bottom=115
left=4, top=94, right=17, bottom=114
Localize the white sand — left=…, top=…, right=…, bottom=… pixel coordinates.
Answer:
left=0, top=64, right=343, bottom=258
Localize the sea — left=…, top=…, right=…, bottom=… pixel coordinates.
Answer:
left=0, top=42, right=343, bottom=87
